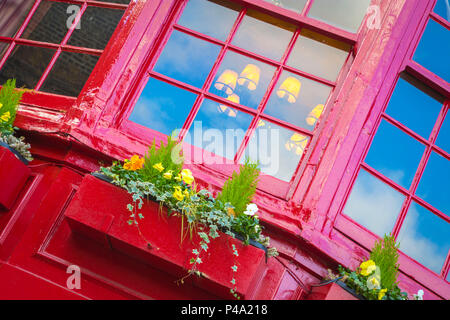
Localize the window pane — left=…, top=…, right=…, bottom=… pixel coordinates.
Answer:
left=20, top=0, right=70, bottom=44
left=154, top=30, right=221, bottom=88
left=242, top=121, right=309, bottom=182
left=397, top=202, right=450, bottom=274
left=436, top=113, right=450, bottom=154
left=177, top=0, right=239, bottom=41
left=434, top=0, right=450, bottom=22
left=416, top=152, right=450, bottom=215
left=0, top=45, right=55, bottom=89
left=264, top=71, right=332, bottom=130
left=129, top=78, right=197, bottom=136
left=232, top=10, right=295, bottom=61
left=0, top=0, right=34, bottom=38
left=413, top=19, right=450, bottom=82
left=210, top=50, right=276, bottom=109
left=307, top=0, right=371, bottom=33
left=187, top=99, right=253, bottom=160
left=262, top=0, right=308, bottom=13
left=344, top=169, right=405, bottom=237
left=385, top=75, right=444, bottom=139
left=365, top=120, right=426, bottom=189
left=67, top=6, right=124, bottom=50
left=40, top=52, right=99, bottom=97
left=287, top=29, right=350, bottom=82
left=0, top=42, right=9, bottom=60
left=95, top=0, right=130, bottom=4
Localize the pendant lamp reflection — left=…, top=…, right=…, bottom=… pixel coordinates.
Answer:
left=238, top=64, right=260, bottom=91
left=215, top=69, right=238, bottom=95
left=306, top=104, right=324, bottom=126
left=276, top=77, right=301, bottom=103
left=218, top=94, right=239, bottom=117
left=285, top=133, right=309, bottom=155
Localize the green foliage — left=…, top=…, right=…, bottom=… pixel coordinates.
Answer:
left=216, top=158, right=260, bottom=216
left=370, top=234, right=400, bottom=291
left=0, top=79, right=24, bottom=136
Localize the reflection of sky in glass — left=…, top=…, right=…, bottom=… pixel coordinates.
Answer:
left=416, top=152, right=450, bottom=215
left=186, top=99, right=253, bottom=160
left=434, top=0, right=450, bottom=22
left=264, top=71, right=331, bottom=130
left=177, top=0, right=239, bottom=41
left=210, top=50, right=276, bottom=109
left=307, top=0, right=371, bottom=33
left=232, top=10, right=294, bottom=61
left=365, top=120, right=425, bottom=189
left=153, top=30, right=221, bottom=88
left=287, top=29, right=349, bottom=82
left=413, top=19, right=450, bottom=83
left=344, top=169, right=405, bottom=237
left=263, top=0, right=308, bottom=13
left=241, top=121, right=308, bottom=182
left=436, top=113, right=449, bottom=154
left=385, top=76, right=443, bottom=139
left=129, top=77, right=197, bottom=136
left=397, top=201, right=450, bottom=274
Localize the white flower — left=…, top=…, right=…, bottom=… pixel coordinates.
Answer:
left=244, top=203, right=258, bottom=216
left=413, top=289, right=424, bottom=300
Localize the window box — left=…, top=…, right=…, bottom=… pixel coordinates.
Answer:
left=64, top=174, right=266, bottom=299
left=0, top=142, right=30, bottom=210
left=308, top=281, right=363, bottom=300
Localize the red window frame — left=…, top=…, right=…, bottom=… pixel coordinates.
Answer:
left=0, top=0, right=130, bottom=111
left=327, top=0, right=450, bottom=298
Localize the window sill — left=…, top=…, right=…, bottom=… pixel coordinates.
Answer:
left=308, top=281, right=361, bottom=300
left=64, top=174, right=266, bottom=299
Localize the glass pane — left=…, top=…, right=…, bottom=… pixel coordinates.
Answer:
left=413, top=19, right=450, bottom=82
left=0, top=45, right=55, bottom=89
left=40, top=52, right=99, bottom=97
left=0, top=42, right=9, bottom=60
left=436, top=113, right=450, bottom=154
left=287, top=29, right=350, bottom=82
left=177, top=0, right=239, bottom=41
left=186, top=99, right=253, bottom=160
left=344, top=169, right=405, bottom=237
left=95, top=0, right=130, bottom=4
left=129, top=78, right=197, bottom=136
left=308, top=0, right=371, bottom=33
left=210, top=50, right=276, bottom=109
left=242, top=121, right=309, bottom=182
left=434, top=0, right=450, bottom=22
left=67, top=7, right=124, bottom=50
left=154, top=30, right=221, bottom=88
left=416, top=152, right=450, bottom=215
left=264, top=71, right=332, bottom=130
left=365, top=120, right=426, bottom=189
left=0, top=0, right=34, bottom=38
left=385, top=74, right=444, bottom=139
left=397, top=202, right=450, bottom=274
left=232, top=10, right=295, bottom=61
left=21, top=0, right=70, bottom=44
left=263, top=0, right=308, bottom=13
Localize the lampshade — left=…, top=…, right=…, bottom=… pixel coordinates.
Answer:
left=218, top=94, right=239, bottom=117
left=215, top=69, right=238, bottom=95
left=276, top=77, right=301, bottom=104
left=306, top=104, right=324, bottom=126
left=237, top=64, right=260, bottom=91
left=285, top=133, right=308, bottom=155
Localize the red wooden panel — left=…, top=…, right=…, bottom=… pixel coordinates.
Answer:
left=308, top=282, right=359, bottom=300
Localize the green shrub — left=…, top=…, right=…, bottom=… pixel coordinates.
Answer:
left=0, top=79, right=24, bottom=136
left=369, top=234, right=400, bottom=291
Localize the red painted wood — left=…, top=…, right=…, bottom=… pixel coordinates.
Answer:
left=0, top=145, right=31, bottom=210
left=64, top=174, right=266, bottom=299
left=308, top=282, right=359, bottom=300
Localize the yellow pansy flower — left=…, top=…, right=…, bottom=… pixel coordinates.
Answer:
left=174, top=174, right=182, bottom=182
left=227, top=207, right=236, bottom=218
left=163, top=170, right=173, bottom=180
left=360, top=259, right=377, bottom=276
left=153, top=162, right=164, bottom=172
left=181, top=168, right=194, bottom=185
left=123, top=155, right=144, bottom=171
left=368, top=275, right=381, bottom=289
left=183, top=189, right=190, bottom=198
left=378, top=288, right=387, bottom=300
left=173, top=186, right=184, bottom=201
left=0, top=111, right=11, bottom=122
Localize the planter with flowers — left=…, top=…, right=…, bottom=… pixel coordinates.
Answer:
left=0, top=79, right=33, bottom=210
left=65, top=137, right=278, bottom=299
left=310, top=235, right=420, bottom=300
